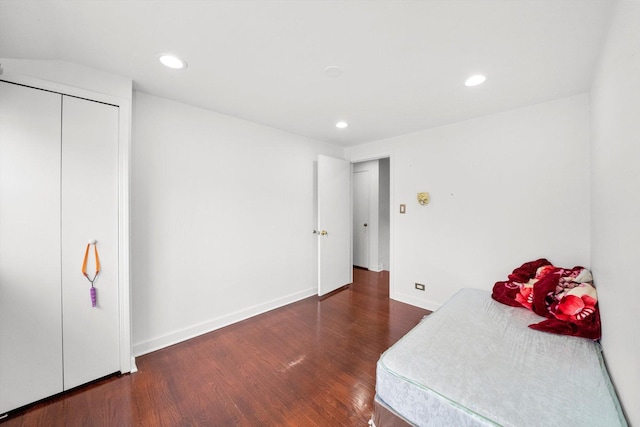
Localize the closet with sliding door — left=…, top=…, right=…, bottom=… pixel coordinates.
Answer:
left=0, top=76, right=130, bottom=415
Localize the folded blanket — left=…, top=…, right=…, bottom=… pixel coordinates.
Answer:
left=492, top=259, right=601, bottom=340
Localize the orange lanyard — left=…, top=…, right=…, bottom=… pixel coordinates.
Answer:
left=81, top=242, right=101, bottom=285
left=82, top=241, right=101, bottom=308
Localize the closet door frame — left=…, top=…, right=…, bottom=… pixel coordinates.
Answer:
left=0, top=73, right=134, bottom=374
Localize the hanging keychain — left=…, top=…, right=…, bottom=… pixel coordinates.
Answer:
left=82, top=239, right=101, bottom=307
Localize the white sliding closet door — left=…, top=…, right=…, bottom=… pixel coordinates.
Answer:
left=0, top=82, right=64, bottom=413
left=61, top=96, right=120, bottom=390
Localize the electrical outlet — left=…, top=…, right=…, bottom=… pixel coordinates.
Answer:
left=415, top=283, right=425, bottom=291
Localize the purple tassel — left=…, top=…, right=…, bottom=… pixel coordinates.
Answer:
left=90, top=287, right=97, bottom=307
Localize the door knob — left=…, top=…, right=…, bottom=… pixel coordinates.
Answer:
left=364, top=223, right=368, bottom=227
left=320, top=230, right=328, bottom=235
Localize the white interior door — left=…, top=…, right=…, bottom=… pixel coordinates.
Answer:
left=61, top=96, right=120, bottom=390
left=0, top=82, right=64, bottom=413
left=353, top=170, right=369, bottom=268
left=317, top=155, right=352, bottom=296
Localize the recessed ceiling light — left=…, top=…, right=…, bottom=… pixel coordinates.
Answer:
left=465, top=74, right=486, bottom=87
left=336, top=121, right=348, bottom=129
left=324, top=66, right=343, bottom=78
left=158, top=54, right=187, bottom=70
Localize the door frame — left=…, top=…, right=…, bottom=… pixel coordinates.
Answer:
left=348, top=152, right=394, bottom=296
left=0, top=72, right=134, bottom=373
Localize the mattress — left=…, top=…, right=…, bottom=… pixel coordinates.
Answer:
left=375, top=288, right=627, bottom=427
left=372, top=394, right=416, bottom=427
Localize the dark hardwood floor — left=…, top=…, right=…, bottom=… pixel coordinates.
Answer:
left=2, top=268, right=430, bottom=426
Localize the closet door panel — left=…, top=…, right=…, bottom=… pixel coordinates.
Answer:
left=61, top=96, right=119, bottom=390
left=0, top=82, right=63, bottom=413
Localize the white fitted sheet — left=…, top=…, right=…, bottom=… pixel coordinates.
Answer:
left=376, top=288, right=627, bottom=427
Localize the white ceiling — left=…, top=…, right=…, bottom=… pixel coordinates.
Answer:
left=0, top=0, right=614, bottom=146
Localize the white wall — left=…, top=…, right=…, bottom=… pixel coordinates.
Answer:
left=131, top=92, right=342, bottom=355
left=590, top=1, right=640, bottom=424
left=347, top=94, right=590, bottom=309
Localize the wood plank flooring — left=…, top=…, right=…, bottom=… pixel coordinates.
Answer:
left=2, top=268, right=430, bottom=426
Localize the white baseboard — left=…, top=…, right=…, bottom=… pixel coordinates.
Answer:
left=390, top=291, right=441, bottom=312
left=369, top=263, right=384, bottom=272
left=129, top=357, right=138, bottom=373
left=133, top=287, right=317, bottom=357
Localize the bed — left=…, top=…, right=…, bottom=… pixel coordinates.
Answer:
left=372, top=288, right=627, bottom=427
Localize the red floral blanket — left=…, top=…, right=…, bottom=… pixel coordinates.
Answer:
left=492, top=259, right=601, bottom=340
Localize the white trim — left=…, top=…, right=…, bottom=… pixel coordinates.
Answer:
left=0, top=72, right=134, bottom=374
left=369, top=264, right=384, bottom=272
left=389, top=155, right=395, bottom=298
left=133, top=287, right=317, bottom=357
left=346, top=150, right=396, bottom=297
left=130, top=357, right=138, bottom=373
left=350, top=162, right=354, bottom=284
left=390, top=293, right=441, bottom=312
left=0, top=72, right=126, bottom=108
left=117, top=94, right=133, bottom=374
